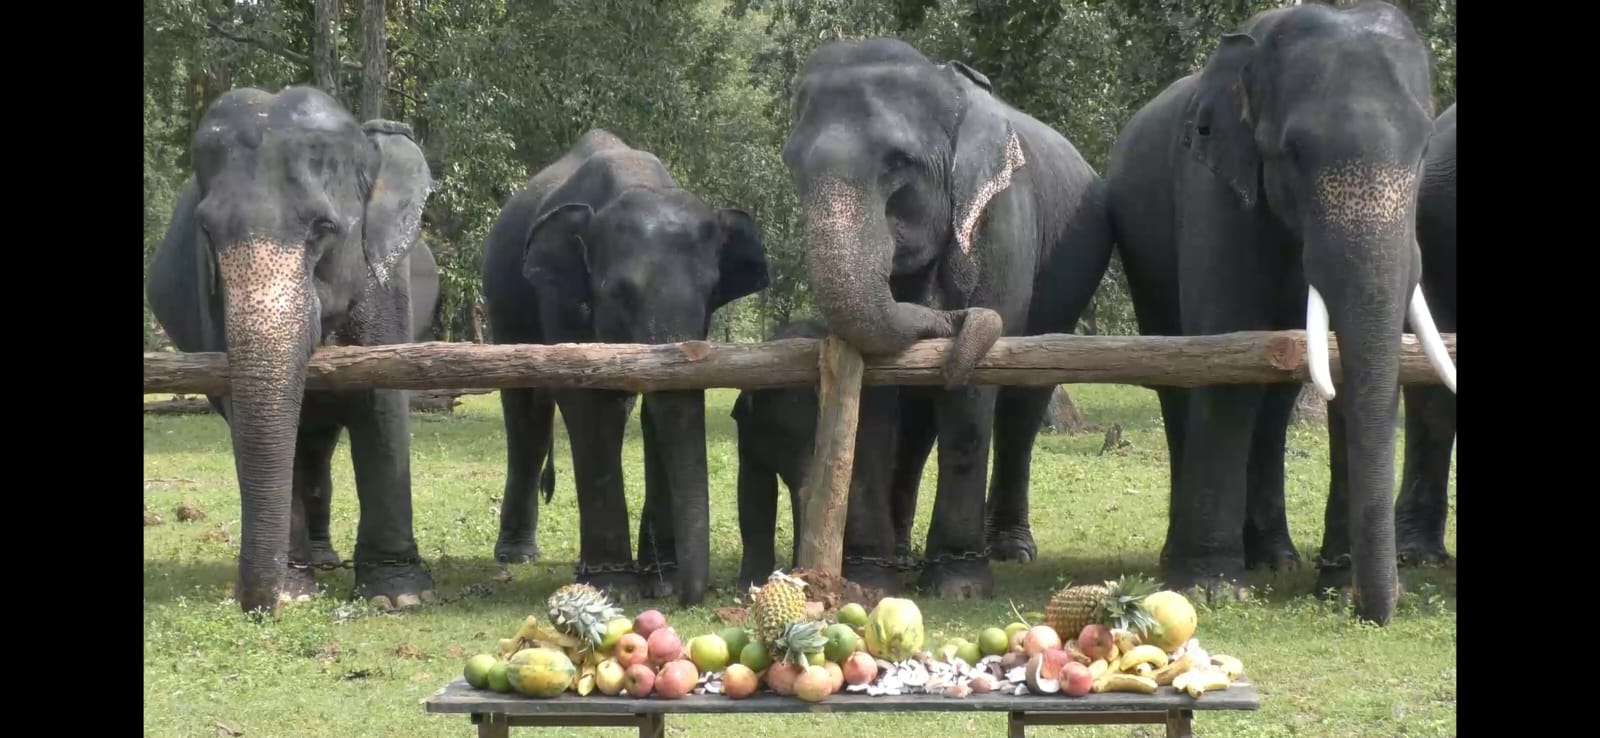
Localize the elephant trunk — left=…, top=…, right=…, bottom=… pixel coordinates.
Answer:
left=218, top=241, right=315, bottom=615
left=645, top=390, right=710, bottom=606
left=799, top=177, right=1000, bottom=382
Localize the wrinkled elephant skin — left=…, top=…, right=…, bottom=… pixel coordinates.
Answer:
left=782, top=39, right=1115, bottom=598
left=1099, top=3, right=1456, bottom=625
left=481, top=130, right=769, bottom=606
left=146, top=87, right=438, bottom=615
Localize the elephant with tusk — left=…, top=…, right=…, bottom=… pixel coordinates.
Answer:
left=1097, top=2, right=1457, bottom=625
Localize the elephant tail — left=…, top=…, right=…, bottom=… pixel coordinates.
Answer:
left=541, top=435, right=557, bottom=503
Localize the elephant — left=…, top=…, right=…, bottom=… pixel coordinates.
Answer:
left=1098, top=2, right=1457, bottom=624
left=1390, top=102, right=1456, bottom=568
left=781, top=38, right=1115, bottom=598
left=730, top=319, right=911, bottom=591
left=481, top=129, right=769, bottom=606
left=145, top=86, right=438, bottom=614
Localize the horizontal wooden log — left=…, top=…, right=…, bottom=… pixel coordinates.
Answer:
left=142, top=389, right=494, bottom=414
left=142, top=330, right=1456, bottom=395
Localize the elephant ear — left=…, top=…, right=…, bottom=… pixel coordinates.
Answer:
left=522, top=203, right=596, bottom=304
left=360, top=120, right=433, bottom=287
left=711, top=208, right=770, bottom=311
left=1183, top=33, right=1261, bottom=208
left=944, top=63, right=1026, bottom=299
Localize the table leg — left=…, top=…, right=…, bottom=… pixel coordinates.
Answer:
left=1166, top=709, right=1194, bottom=738
left=639, top=713, right=664, bottom=738
left=475, top=713, right=509, bottom=738
left=1007, top=711, right=1026, bottom=738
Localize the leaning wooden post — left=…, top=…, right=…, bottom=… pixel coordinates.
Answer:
left=794, top=335, right=865, bottom=577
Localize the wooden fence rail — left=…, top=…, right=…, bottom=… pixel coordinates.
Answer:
left=142, top=330, right=1455, bottom=395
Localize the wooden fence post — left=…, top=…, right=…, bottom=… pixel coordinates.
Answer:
left=794, top=335, right=865, bottom=577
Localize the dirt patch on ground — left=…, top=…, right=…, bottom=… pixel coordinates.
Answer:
left=713, top=606, right=748, bottom=625
left=789, top=567, right=888, bottom=615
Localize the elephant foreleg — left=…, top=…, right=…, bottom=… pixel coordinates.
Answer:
left=840, top=385, right=903, bottom=594
left=985, top=385, right=1052, bottom=563
left=298, top=420, right=343, bottom=570
left=917, top=384, right=999, bottom=600
left=558, top=388, right=640, bottom=599
left=637, top=396, right=678, bottom=600
left=344, top=388, right=435, bottom=609
left=1164, top=384, right=1261, bottom=601
left=890, top=388, right=938, bottom=558
left=1244, top=383, right=1302, bottom=571
left=735, top=437, right=780, bottom=592
left=1315, top=395, right=1356, bottom=599
left=1395, top=385, right=1455, bottom=567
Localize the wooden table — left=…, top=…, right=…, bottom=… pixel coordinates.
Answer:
left=423, top=677, right=1260, bottom=737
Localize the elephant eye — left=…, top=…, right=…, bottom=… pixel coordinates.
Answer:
left=308, top=217, right=340, bottom=241
left=885, top=150, right=915, bottom=171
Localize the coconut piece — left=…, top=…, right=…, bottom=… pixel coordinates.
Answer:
left=1005, top=666, right=1027, bottom=683
left=946, top=683, right=973, bottom=698
left=1023, top=654, right=1061, bottom=695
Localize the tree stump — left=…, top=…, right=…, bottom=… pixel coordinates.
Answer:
left=1041, top=385, right=1088, bottom=434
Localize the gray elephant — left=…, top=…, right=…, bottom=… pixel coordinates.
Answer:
left=481, top=130, right=769, bottom=606
left=146, top=87, right=438, bottom=614
left=1390, top=102, right=1456, bottom=568
left=731, top=319, right=909, bottom=591
left=782, top=39, right=1114, bottom=598
left=1098, top=2, right=1456, bottom=624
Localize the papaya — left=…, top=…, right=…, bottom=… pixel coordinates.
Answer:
left=505, top=647, right=577, bottom=698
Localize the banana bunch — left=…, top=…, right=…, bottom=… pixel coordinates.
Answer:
left=1087, top=637, right=1246, bottom=697
left=495, top=616, right=604, bottom=696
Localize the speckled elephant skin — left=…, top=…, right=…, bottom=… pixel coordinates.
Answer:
left=146, top=87, right=440, bottom=615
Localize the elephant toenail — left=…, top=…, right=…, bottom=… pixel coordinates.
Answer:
left=420, top=590, right=437, bottom=604
left=396, top=593, right=422, bottom=608
left=369, top=595, right=395, bottom=610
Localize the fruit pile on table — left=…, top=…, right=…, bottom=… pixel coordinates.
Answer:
left=459, top=572, right=1246, bottom=702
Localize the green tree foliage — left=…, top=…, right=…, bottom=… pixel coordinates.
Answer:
left=142, top=0, right=1456, bottom=347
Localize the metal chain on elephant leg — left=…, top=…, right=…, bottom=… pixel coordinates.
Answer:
left=1314, top=553, right=1353, bottom=571
left=845, top=547, right=992, bottom=572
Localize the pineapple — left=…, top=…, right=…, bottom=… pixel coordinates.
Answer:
left=749, top=570, right=809, bottom=648
left=546, top=582, right=624, bottom=649
left=771, top=620, right=829, bottom=667
left=1045, top=574, right=1159, bottom=639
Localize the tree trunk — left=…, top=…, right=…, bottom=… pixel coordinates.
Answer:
left=360, top=0, right=387, bottom=120
left=1042, top=386, right=1088, bottom=434
left=311, top=0, right=342, bottom=99
left=795, top=336, right=865, bottom=577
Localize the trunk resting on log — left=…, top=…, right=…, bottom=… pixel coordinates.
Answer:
left=794, top=336, right=864, bottom=577
left=143, top=330, right=1456, bottom=395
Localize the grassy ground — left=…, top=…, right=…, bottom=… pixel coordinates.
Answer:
left=143, top=385, right=1455, bottom=737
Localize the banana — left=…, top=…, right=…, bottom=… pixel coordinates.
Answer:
left=575, top=661, right=598, bottom=696
left=1118, top=645, right=1169, bottom=672
left=1135, top=663, right=1154, bottom=677
left=1092, top=673, right=1158, bottom=695
left=1150, top=653, right=1196, bottom=687
left=1106, top=644, right=1120, bottom=665
left=1088, top=659, right=1110, bottom=679
left=1210, top=654, right=1245, bottom=681
left=1183, top=668, right=1231, bottom=698
left=1110, top=628, right=1141, bottom=655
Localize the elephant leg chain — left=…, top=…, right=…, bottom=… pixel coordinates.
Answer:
left=1314, top=553, right=1352, bottom=571
left=845, top=547, right=991, bottom=572
left=571, top=560, right=678, bottom=577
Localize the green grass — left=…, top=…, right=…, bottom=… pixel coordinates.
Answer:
left=143, top=386, right=1455, bottom=737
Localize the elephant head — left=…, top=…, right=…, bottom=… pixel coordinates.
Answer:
left=1185, top=3, right=1455, bottom=622
left=781, top=39, right=1012, bottom=384
left=522, top=184, right=768, bottom=604
left=186, top=87, right=431, bottom=613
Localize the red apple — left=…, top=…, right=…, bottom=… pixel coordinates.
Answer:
left=623, top=663, right=655, bottom=698
left=765, top=661, right=802, bottom=696
left=615, top=633, right=649, bottom=668
left=1022, top=625, right=1062, bottom=657
left=655, top=660, right=698, bottom=700
left=1061, top=662, right=1093, bottom=697
left=1076, top=624, right=1114, bottom=662
left=634, top=609, right=668, bottom=639
left=647, top=627, right=683, bottom=667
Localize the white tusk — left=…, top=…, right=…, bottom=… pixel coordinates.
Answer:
left=1306, top=286, right=1336, bottom=401
left=1407, top=284, right=1456, bottom=393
